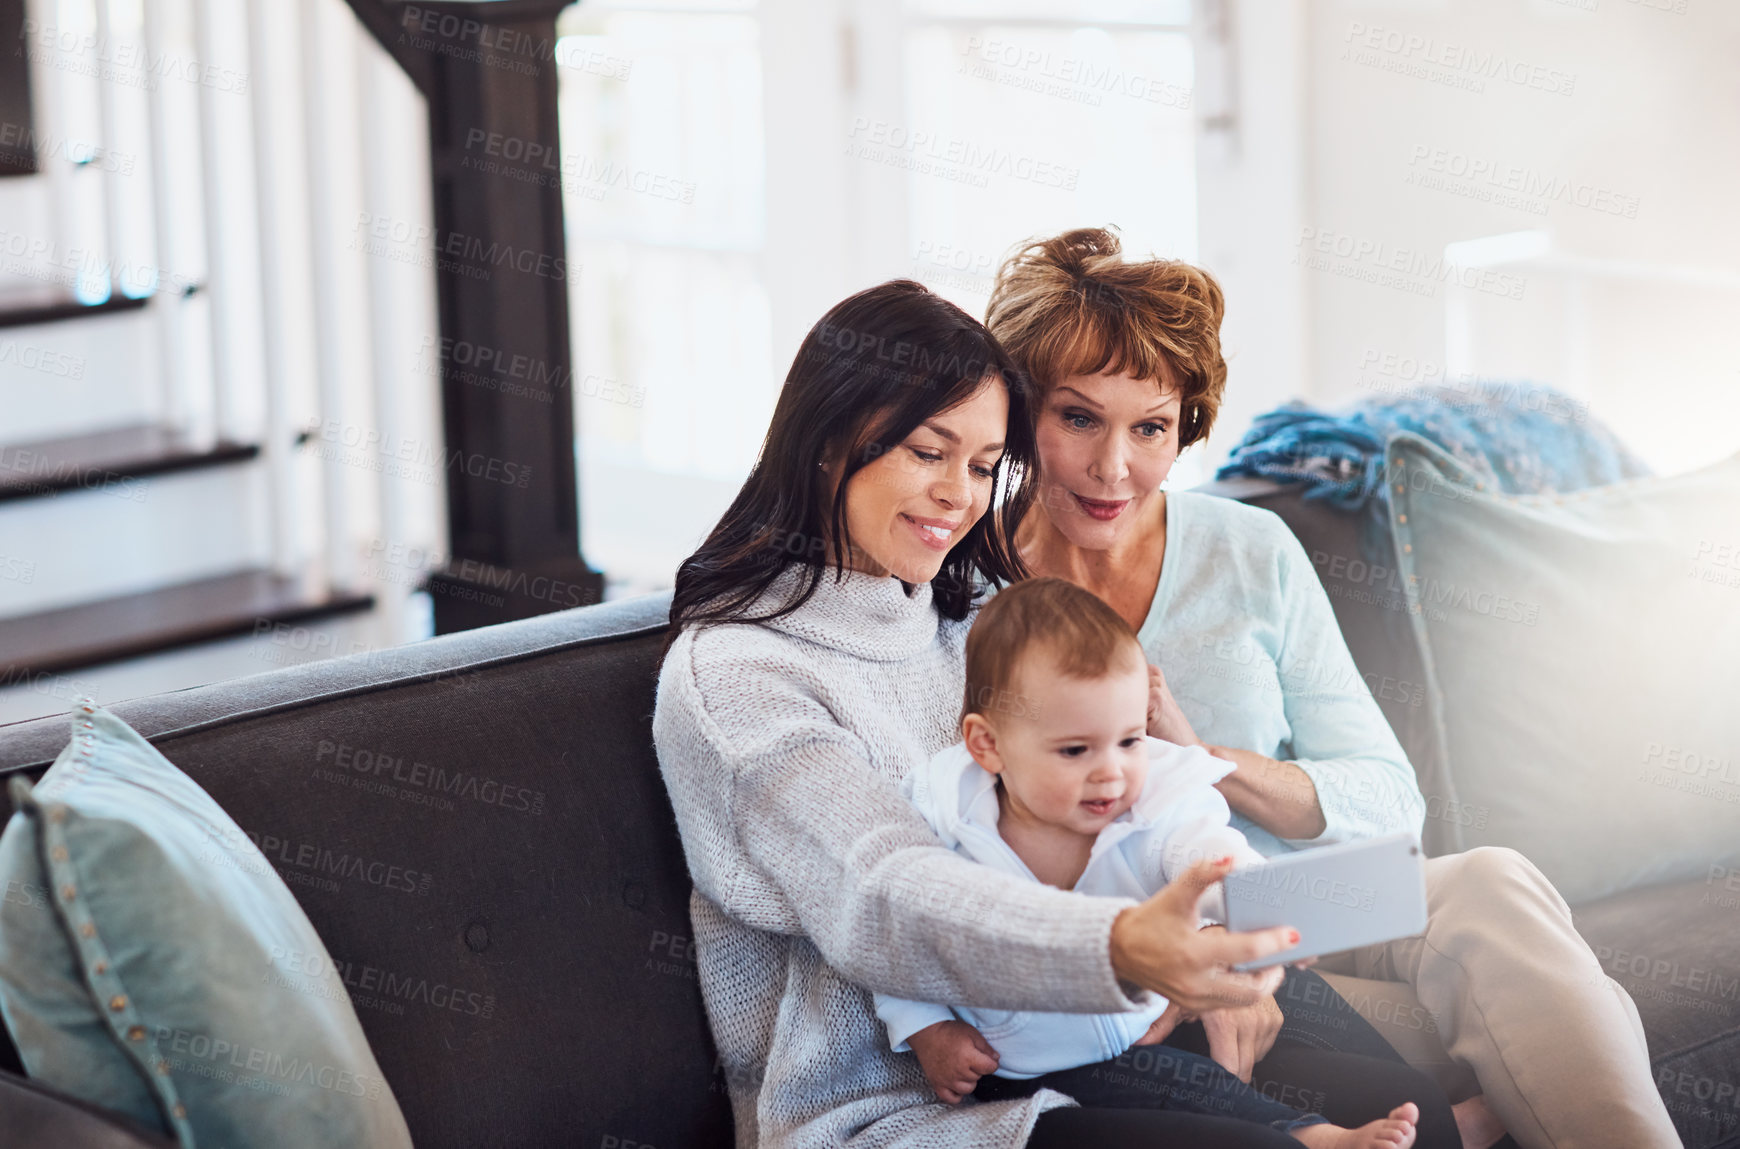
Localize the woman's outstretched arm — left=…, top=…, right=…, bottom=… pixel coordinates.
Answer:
left=656, top=631, right=1293, bottom=1014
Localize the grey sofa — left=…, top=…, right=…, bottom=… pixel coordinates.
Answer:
left=0, top=479, right=1733, bottom=1149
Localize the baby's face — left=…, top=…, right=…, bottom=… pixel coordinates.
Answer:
left=991, top=646, right=1152, bottom=836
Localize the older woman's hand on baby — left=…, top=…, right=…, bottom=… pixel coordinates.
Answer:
left=1146, top=663, right=1203, bottom=747
left=1131, top=999, right=1196, bottom=1047
left=1194, top=922, right=1294, bottom=1083
left=1130, top=941, right=1287, bottom=1082
left=1110, top=856, right=1297, bottom=1014
left=1197, top=983, right=1286, bottom=1083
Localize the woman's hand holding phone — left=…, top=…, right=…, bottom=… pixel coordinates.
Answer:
left=1108, top=856, right=1299, bottom=1014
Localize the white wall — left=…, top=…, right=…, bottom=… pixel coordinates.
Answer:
left=1197, top=1, right=1740, bottom=474
left=1300, top=0, right=1740, bottom=473
left=1191, top=1, right=1312, bottom=477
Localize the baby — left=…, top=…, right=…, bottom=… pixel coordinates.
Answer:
left=874, top=577, right=1420, bottom=1149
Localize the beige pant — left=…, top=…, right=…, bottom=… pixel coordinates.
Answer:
left=1313, top=847, right=1681, bottom=1149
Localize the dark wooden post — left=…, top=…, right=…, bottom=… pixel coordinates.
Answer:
left=0, top=0, right=40, bottom=175
left=349, top=0, right=603, bottom=633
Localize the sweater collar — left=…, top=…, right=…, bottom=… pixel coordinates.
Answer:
left=760, top=565, right=943, bottom=661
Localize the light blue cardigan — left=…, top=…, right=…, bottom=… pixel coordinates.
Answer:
left=1134, top=490, right=1426, bottom=857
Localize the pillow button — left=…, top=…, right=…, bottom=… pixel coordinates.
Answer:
left=109, top=995, right=127, bottom=1012
left=50, top=846, right=67, bottom=862
left=173, top=1104, right=187, bottom=1120
left=79, top=922, right=95, bottom=938
left=60, top=884, right=76, bottom=901
left=93, top=961, right=108, bottom=975
left=127, top=1025, right=145, bottom=1041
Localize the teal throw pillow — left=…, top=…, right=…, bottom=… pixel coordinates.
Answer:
left=1387, top=434, right=1740, bottom=904
left=0, top=703, right=413, bottom=1148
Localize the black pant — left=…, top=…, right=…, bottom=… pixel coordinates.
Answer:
left=1270, top=964, right=1413, bottom=1061
left=976, top=1040, right=1328, bottom=1132
left=1029, top=1108, right=1302, bottom=1148
left=1013, top=968, right=1460, bottom=1148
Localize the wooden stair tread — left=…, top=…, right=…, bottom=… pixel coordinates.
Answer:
left=0, top=570, right=375, bottom=679
left=0, top=290, right=149, bottom=329
left=0, top=425, right=259, bottom=502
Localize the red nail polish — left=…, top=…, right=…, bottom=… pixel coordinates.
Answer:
left=1287, top=930, right=1301, bottom=946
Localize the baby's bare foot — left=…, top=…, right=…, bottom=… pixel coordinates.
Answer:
left=1291, top=1103, right=1418, bottom=1149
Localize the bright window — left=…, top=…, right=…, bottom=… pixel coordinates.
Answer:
left=557, top=0, right=1199, bottom=590
left=899, top=4, right=1197, bottom=315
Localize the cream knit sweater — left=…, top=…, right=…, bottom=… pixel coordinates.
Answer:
left=653, top=567, right=1153, bottom=1149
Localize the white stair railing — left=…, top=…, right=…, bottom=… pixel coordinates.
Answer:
left=142, top=0, right=192, bottom=441
left=243, top=0, right=302, bottom=581
left=6, top=0, right=444, bottom=638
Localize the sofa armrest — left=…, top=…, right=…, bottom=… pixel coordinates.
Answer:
left=0, top=1071, right=177, bottom=1148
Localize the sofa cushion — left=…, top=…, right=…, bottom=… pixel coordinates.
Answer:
left=0, top=593, right=732, bottom=1149
left=0, top=1069, right=177, bottom=1149
left=1200, top=477, right=1738, bottom=1148
left=1384, top=434, right=1740, bottom=905
left=1573, top=877, right=1740, bottom=1149
left=0, top=705, right=413, bottom=1148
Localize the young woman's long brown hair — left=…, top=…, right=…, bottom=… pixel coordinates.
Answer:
left=670, top=280, right=1035, bottom=631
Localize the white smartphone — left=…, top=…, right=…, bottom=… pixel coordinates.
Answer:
left=1223, top=832, right=1427, bottom=971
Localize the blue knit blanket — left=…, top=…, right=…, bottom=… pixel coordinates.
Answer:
left=1217, top=383, right=1648, bottom=505
left=1214, top=382, right=1651, bottom=557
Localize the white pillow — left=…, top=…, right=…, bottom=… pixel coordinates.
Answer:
left=1387, top=434, right=1740, bottom=905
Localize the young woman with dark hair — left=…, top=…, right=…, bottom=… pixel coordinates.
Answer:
left=652, top=280, right=1448, bottom=1149
left=670, top=278, right=1031, bottom=631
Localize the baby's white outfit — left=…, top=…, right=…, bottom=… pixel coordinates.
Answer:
left=872, top=737, right=1266, bottom=1079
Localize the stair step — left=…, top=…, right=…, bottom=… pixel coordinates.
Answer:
left=0, top=570, right=375, bottom=680
left=0, top=425, right=259, bottom=503
left=1, top=299, right=160, bottom=443
left=0, top=289, right=150, bottom=330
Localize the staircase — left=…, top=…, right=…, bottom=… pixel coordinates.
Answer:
left=0, top=0, right=452, bottom=721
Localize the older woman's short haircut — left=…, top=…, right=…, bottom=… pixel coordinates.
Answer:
left=963, top=577, right=1145, bottom=723
left=985, top=227, right=1227, bottom=448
